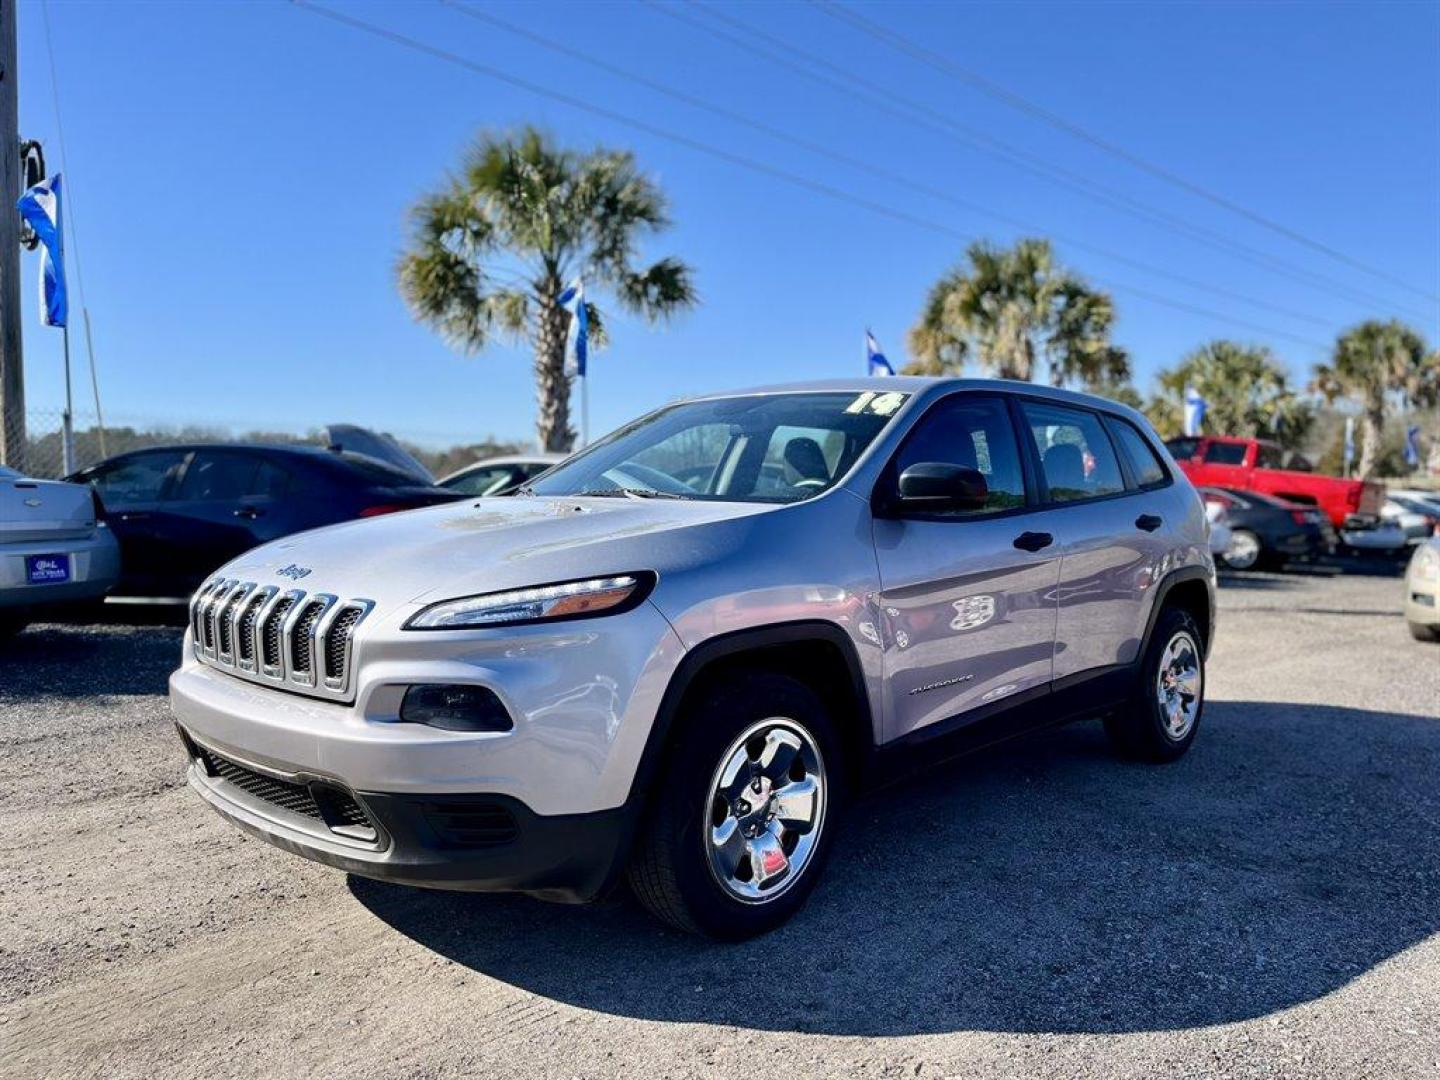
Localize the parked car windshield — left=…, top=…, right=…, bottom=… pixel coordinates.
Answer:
left=526, top=390, right=910, bottom=503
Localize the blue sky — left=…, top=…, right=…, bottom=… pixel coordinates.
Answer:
left=17, top=0, right=1440, bottom=448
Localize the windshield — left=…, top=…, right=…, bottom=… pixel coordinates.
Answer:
left=527, top=390, right=910, bottom=503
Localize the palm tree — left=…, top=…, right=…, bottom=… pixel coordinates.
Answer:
left=904, top=238, right=1129, bottom=389
left=1312, top=320, right=1438, bottom=478
left=398, top=127, right=697, bottom=451
left=1149, top=340, right=1313, bottom=447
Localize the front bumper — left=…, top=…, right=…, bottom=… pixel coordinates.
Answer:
left=1406, top=578, right=1440, bottom=629
left=177, top=725, right=631, bottom=901
left=169, top=600, right=684, bottom=898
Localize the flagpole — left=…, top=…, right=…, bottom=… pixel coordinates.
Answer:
left=61, top=324, right=74, bottom=475
left=581, top=371, right=590, bottom=448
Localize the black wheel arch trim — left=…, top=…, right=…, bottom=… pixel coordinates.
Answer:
left=1143, top=564, right=1216, bottom=659
left=627, top=619, right=874, bottom=807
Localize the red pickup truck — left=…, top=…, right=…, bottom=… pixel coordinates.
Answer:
left=1165, top=435, right=1385, bottom=529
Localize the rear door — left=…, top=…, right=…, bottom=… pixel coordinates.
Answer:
left=872, top=393, right=1062, bottom=743
left=1019, top=401, right=1158, bottom=684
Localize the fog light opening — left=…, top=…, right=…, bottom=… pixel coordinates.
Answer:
left=400, top=684, right=514, bottom=732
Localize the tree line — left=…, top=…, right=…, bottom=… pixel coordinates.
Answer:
left=398, top=127, right=1437, bottom=479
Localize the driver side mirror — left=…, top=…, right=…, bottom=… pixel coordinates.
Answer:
left=892, top=462, right=988, bottom=514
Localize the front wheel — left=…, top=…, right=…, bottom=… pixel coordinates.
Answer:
left=1410, top=620, right=1440, bottom=643
left=0, top=613, right=30, bottom=641
left=1104, top=607, right=1205, bottom=763
left=627, top=670, right=842, bottom=939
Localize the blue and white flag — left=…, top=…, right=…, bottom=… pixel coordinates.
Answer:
left=866, top=330, right=894, bottom=377
left=1343, top=415, right=1355, bottom=474
left=1182, top=386, right=1206, bottom=437
left=558, top=278, right=587, bottom=378
left=1404, top=424, right=1421, bottom=467
left=16, top=173, right=66, bottom=328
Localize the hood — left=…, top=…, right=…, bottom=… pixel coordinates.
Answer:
left=214, top=494, right=778, bottom=620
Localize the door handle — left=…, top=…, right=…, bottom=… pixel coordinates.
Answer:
left=233, top=506, right=264, bottom=520
left=1013, top=531, right=1054, bottom=552
left=1135, top=514, right=1163, bottom=532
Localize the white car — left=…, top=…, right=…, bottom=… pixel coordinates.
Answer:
left=438, top=454, right=564, bottom=497
left=1381, top=497, right=1434, bottom=545
left=1, top=464, right=121, bottom=638
left=1203, top=496, right=1232, bottom=559
left=1405, top=538, right=1440, bottom=641
left=1340, top=516, right=1410, bottom=555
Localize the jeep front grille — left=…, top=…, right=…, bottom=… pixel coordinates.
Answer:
left=190, top=578, right=373, bottom=701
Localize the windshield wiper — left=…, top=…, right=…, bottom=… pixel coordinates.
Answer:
left=576, top=487, right=692, bottom=500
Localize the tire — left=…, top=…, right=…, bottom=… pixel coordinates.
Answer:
left=627, top=669, right=843, bottom=940
left=1104, top=606, right=1205, bottom=763
left=1410, top=621, right=1440, bottom=643
left=1222, top=529, right=1263, bottom=571
left=0, top=614, right=29, bottom=641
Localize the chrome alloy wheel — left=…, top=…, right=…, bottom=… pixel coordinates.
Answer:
left=704, top=718, right=827, bottom=904
left=1155, top=630, right=1203, bottom=740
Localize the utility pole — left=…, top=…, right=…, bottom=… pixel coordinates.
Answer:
left=0, top=1, right=23, bottom=470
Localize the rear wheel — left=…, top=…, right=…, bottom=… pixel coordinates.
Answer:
left=627, top=670, right=842, bottom=939
left=1105, top=607, right=1205, bottom=763
left=0, top=614, right=29, bottom=642
left=1222, top=529, right=1263, bottom=570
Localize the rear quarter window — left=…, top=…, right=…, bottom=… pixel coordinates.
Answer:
left=1107, top=419, right=1170, bottom=489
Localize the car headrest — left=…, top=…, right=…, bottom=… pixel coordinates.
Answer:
left=783, top=437, right=831, bottom=485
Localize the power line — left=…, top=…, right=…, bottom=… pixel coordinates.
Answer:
left=812, top=0, right=1440, bottom=306
left=658, top=0, right=1432, bottom=324
left=289, top=0, right=1332, bottom=352
left=446, top=0, right=1332, bottom=331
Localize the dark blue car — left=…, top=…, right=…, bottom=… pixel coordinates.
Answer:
left=67, top=443, right=462, bottom=598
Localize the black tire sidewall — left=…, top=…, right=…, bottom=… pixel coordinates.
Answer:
left=650, top=670, right=844, bottom=939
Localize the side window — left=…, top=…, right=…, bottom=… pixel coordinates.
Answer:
left=85, top=450, right=186, bottom=509
left=894, top=395, right=1027, bottom=514
left=1165, top=437, right=1199, bottom=461
left=250, top=460, right=292, bottom=498
left=1255, top=443, right=1284, bottom=470
left=1108, top=418, right=1170, bottom=488
left=1021, top=402, right=1125, bottom=503
left=176, top=451, right=258, bottom=502
left=1202, top=441, right=1248, bottom=466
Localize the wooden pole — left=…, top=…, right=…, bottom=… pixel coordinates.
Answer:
left=0, top=1, right=25, bottom=470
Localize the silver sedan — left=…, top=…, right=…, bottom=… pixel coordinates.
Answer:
left=1, top=464, right=120, bottom=638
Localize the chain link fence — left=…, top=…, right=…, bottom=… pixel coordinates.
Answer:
left=5, top=409, right=531, bottom=481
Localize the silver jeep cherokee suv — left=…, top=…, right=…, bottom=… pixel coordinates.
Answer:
left=171, top=379, right=1215, bottom=939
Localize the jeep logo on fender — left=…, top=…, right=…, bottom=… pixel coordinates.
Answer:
left=276, top=564, right=312, bottom=581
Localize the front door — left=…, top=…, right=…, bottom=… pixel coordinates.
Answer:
left=872, top=393, right=1061, bottom=743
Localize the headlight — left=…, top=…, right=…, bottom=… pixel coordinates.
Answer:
left=1413, top=544, right=1440, bottom=580
left=404, top=573, right=653, bottom=630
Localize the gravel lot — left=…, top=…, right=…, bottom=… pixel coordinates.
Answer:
left=3, top=563, right=1438, bottom=1079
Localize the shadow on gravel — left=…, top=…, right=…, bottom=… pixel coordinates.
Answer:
left=353, top=701, right=1440, bottom=1036
left=0, top=621, right=184, bottom=697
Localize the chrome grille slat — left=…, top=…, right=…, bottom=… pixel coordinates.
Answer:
left=189, top=578, right=373, bottom=702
